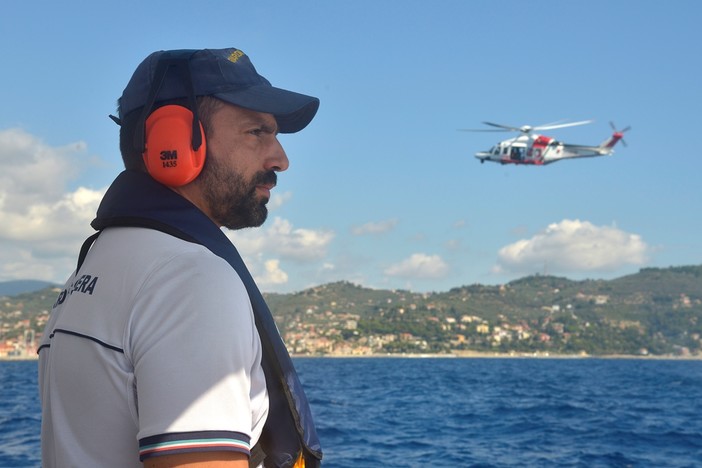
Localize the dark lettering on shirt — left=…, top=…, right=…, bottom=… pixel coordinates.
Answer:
left=69, top=274, right=99, bottom=296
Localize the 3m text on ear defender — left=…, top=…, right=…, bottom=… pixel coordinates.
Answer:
left=143, top=105, right=207, bottom=187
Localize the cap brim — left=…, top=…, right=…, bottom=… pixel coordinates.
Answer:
left=214, top=85, right=319, bottom=133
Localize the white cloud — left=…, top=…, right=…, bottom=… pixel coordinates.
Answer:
left=255, top=259, right=289, bottom=288
left=225, top=217, right=335, bottom=289
left=267, top=191, right=292, bottom=211
left=351, top=218, right=398, bottom=236
left=0, top=128, right=104, bottom=282
left=384, top=253, right=449, bottom=279
left=495, top=219, right=649, bottom=275
left=0, top=187, right=102, bottom=244
left=228, top=217, right=334, bottom=262
left=0, top=248, right=60, bottom=282
left=0, top=128, right=85, bottom=207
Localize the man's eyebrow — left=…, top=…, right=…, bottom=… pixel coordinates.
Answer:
left=260, top=122, right=279, bottom=134
left=242, top=117, right=279, bottom=134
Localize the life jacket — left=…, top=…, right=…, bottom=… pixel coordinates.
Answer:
left=78, top=170, right=323, bottom=468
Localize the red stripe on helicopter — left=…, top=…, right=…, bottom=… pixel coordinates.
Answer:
left=533, top=135, right=552, bottom=148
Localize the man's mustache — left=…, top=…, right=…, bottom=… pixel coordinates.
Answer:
left=253, top=171, right=277, bottom=187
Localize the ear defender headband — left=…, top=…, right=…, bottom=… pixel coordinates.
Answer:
left=134, top=50, right=206, bottom=187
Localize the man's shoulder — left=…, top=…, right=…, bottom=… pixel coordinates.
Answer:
left=97, top=227, right=222, bottom=263
left=91, top=226, right=240, bottom=288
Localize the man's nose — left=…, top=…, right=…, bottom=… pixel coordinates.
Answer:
left=265, top=138, right=289, bottom=172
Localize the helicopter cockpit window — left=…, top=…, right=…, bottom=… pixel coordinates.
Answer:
left=491, top=146, right=499, bottom=155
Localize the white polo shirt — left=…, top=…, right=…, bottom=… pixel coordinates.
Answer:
left=38, top=227, right=269, bottom=467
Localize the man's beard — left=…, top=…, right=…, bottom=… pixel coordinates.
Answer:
left=198, top=155, right=277, bottom=230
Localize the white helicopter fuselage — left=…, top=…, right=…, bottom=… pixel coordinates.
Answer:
left=475, top=132, right=623, bottom=165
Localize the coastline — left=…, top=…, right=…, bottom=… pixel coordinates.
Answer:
left=0, top=355, right=38, bottom=362
left=3, top=351, right=701, bottom=362
left=291, top=350, right=702, bottom=360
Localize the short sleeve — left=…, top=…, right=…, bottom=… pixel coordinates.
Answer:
left=126, top=249, right=268, bottom=460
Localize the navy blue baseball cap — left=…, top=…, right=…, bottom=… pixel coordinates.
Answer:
left=117, top=48, right=319, bottom=133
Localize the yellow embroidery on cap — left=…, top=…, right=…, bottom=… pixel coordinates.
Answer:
left=228, top=50, right=245, bottom=63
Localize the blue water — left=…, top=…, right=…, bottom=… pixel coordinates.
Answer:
left=2, top=358, right=702, bottom=467
left=0, top=361, right=41, bottom=467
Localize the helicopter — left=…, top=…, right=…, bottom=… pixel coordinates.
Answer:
left=462, top=120, right=630, bottom=165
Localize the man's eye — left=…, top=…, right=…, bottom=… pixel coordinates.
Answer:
left=249, top=128, right=263, bottom=136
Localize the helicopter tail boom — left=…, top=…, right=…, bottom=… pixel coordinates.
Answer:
left=599, top=133, right=623, bottom=151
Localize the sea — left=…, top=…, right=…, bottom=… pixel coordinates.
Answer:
left=2, top=357, right=702, bottom=467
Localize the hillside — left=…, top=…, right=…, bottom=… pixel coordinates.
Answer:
left=264, top=266, right=702, bottom=356
left=2, top=266, right=701, bottom=358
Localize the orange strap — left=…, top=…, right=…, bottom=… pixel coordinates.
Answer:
left=293, top=452, right=305, bottom=468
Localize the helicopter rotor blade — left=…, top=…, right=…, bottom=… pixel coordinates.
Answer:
left=533, top=120, right=593, bottom=131
left=457, top=121, right=522, bottom=132
left=459, top=119, right=598, bottom=134
left=610, top=121, right=631, bottom=133
left=483, top=122, right=538, bottom=134
left=457, top=128, right=512, bottom=132
left=481, top=122, right=523, bottom=132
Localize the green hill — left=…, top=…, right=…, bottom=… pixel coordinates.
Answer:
left=3, top=266, right=701, bottom=358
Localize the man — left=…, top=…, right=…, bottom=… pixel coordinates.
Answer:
left=38, top=48, right=322, bottom=468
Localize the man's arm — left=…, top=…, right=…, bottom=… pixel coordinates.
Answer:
left=144, top=451, right=249, bottom=467
left=133, top=252, right=265, bottom=466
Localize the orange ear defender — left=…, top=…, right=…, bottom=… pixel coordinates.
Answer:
left=143, top=105, right=207, bottom=187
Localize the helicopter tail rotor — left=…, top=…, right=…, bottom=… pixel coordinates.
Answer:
left=609, top=121, right=631, bottom=147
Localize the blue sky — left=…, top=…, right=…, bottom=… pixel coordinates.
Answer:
left=1, top=1, right=700, bottom=293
